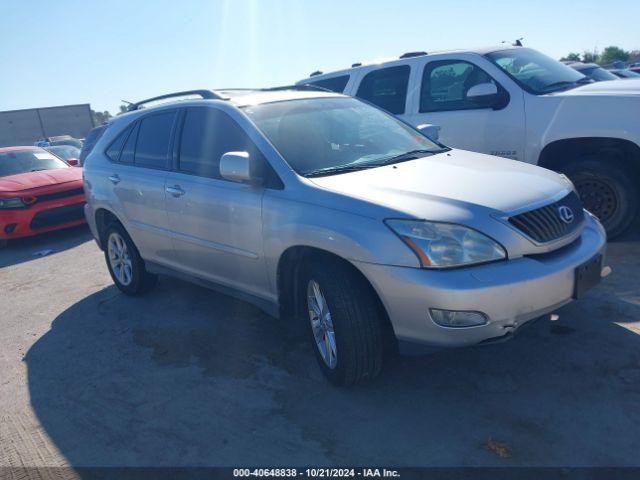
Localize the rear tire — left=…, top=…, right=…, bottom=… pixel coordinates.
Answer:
left=0, top=239, right=7, bottom=249
left=104, top=222, right=157, bottom=295
left=563, top=158, right=638, bottom=239
left=300, top=256, right=385, bottom=386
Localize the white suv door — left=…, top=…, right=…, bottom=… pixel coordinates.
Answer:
left=403, top=56, right=526, bottom=161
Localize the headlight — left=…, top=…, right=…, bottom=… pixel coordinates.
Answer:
left=559, top=174, right=577, bottom=194
left=385, top=219, right=506, bottom=268
left=0, top=197, right=26, bottom=209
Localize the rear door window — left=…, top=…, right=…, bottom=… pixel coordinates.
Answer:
left=134, top=111, right=176, bottom=169
left=356, top=65, right=410, bottom=114
left=306, top=75, right=350, bottom=93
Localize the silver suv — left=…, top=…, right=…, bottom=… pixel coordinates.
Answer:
left=84, top=88, right=608, bottom=386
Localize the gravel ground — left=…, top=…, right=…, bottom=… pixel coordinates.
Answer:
left=0, top=224, right=639, bottom=469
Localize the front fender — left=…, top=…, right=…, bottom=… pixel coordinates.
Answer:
left=528, top=95, right=640, bottom=163
left=262, top=194, right=420, bottom=293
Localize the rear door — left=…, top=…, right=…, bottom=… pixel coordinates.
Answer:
left=164, top=106, right=270, bottom=299
left=105, top=110, right=177, bottom=264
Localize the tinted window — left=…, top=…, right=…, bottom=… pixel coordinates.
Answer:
left=179, top=108, right=264, bottom=179
left=356, top=66, right=410, bottom=114
left=134, top=112, right=176, bottom=169
left=80, top=124, right=107, bottom=164
left=580, top=66, right=618, bottom=81
left=105, top=124, right=133, bottom=162
left=119, top=123, right=139, bottom=164
left=306, top=75, right=350, bottom=93
left=420, top=60, right=500, bottom=112
left=46, top=145, right=80, bottom=161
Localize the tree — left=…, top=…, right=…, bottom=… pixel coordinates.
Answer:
left=582, top=50, right=599, bottom=63
left=560, top=52, right=581, bottom=62
left=91, top=110, right=112, bottom=125
left=599, top=46, right=630, bottom=65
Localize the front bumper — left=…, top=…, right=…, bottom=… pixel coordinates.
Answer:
left=355, top=214, right=607, bottom=348
left=0, top=196, right=86, bottom=240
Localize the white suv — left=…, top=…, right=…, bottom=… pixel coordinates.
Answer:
left=297, top=46, right=640, bottom=238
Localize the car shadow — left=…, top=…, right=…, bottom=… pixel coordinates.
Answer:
left=0, top=225, right=92, bottom=269
left=25, top=252, right=640, bottom=467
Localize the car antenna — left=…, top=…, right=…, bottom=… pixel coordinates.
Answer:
left=513, top=37, right=523, bottom=47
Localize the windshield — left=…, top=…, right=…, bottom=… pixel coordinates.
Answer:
left=581, top=66, right=618, bottom=82
left=0, top=149, right=69, bottom=177
left=486, top=48, right=591, bottom=94
left=616, top=70, right=640, bottom=78
left=46, top=145, right=80, bottom=161
left=243, top=97, right=445, bottom=176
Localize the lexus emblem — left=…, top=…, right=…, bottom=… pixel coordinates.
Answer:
left=557, top=205, right=574, bottom=224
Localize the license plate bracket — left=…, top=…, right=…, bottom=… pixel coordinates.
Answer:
left=573, top=253, right=602, bottom=299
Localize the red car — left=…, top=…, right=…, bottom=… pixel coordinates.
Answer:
left=0, top=146, right=86, bottom=246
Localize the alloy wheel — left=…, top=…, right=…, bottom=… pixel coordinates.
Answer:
left=107, top=232, right=133, bottom=286
left=307, top=279, right=337, bottom=369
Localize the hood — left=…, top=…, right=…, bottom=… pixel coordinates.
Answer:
left=309, top=149, right=570, bottom=220
left=0, top=167, right=82, bottom=194
left=552, top=78, right=640, bottom=96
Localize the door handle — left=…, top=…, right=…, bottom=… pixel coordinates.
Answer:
left=108, top=174, right=121, bottom=184
left=166, top=185, right=185, bottom=197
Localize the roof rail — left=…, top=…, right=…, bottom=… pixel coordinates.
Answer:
left=127, top=90, right=224, bottom=111
left=309, top=70, right=323, bottom=77
left=399, top=51, right=427, bottom=59
left=264, top=84, right=333, bottom=93
left=351, top=62, right=362, bottom=67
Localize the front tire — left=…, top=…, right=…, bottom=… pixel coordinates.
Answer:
left=104, top=223, right=157, bottom=295
left=301, top=256, right=385, bottom=386
left=563, top=158, right=639, bottom=239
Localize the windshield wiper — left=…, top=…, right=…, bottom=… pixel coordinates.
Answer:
left=305, top=149, right=444, bottom=178
left=542, top=77, right=592, bottom=92
left=373, top=149, right=442, bottom=166
left=305, top=164, right=380, bottom=177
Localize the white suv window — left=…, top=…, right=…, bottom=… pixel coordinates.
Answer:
left=306, top=75, right=350, bottom=93
left=420, top=60, right=501, bottom=112
left=356, top=65, right=410, bottom=115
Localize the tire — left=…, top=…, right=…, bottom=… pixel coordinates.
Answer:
left=0, top=239, right=7, bottom=249
left=300, top=256, right=385, bottom=386
left=103, top=222, right=157, bottom=295
left=562, top=158, right=639, bottom=239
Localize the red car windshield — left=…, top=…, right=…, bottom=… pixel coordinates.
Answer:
left=0, top=149, right=69, bottom=177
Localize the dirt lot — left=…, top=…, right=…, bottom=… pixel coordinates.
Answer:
left=1, top=224, right=639, bottom=468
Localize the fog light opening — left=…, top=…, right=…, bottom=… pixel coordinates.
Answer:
left=430, top=309, right=488, bottom=328
left=4, top=223, right=17, bottom=235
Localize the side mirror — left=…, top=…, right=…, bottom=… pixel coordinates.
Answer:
left=67, top=158, right=79, bottom=166
left=466, top=82, right=508, bottom=109
left=416, top=124, right=441, bottom=142
left=219, top=151, right=263, bottom=185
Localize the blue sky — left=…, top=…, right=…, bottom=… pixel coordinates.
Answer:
left=1, top=0, right=638, bottom=113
